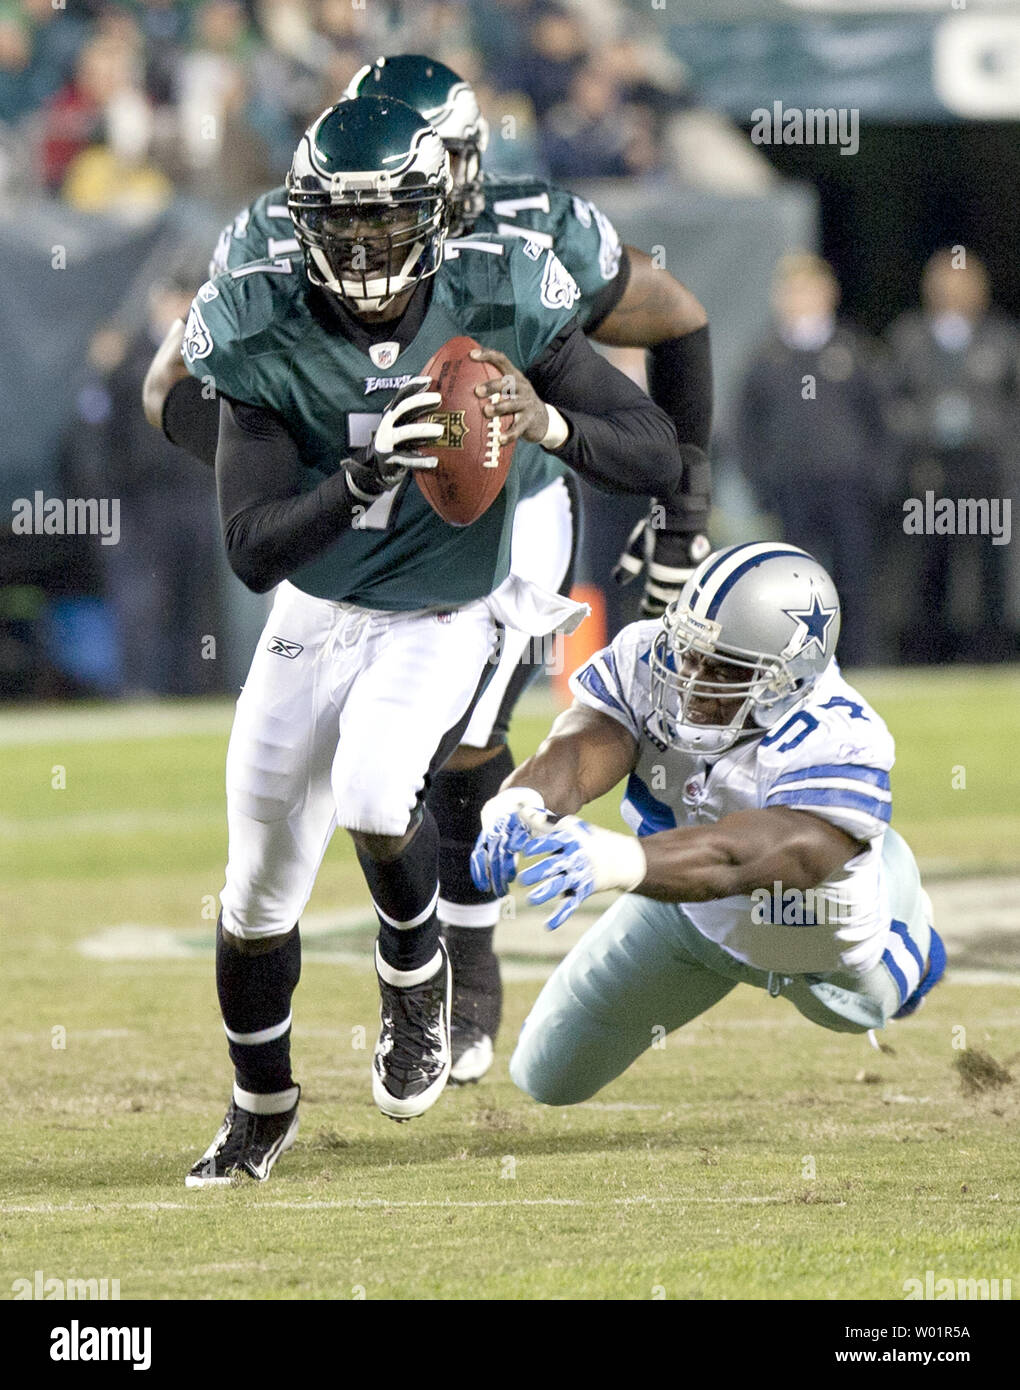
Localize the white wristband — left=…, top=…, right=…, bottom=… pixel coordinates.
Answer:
left=480, top=786, right=545, bottom=832
left=539, top=404, right=569, bottom=451
left=614, top=834, right=648, bottom=893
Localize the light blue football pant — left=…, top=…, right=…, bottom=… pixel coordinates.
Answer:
left=511, top=829, right=932, bottom=1106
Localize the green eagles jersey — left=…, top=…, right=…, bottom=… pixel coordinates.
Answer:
left=184, top=235, right=582, bottom=609
left=209, top=177, right=625, bottom=499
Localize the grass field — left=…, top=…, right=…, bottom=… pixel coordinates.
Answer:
left=2, top=668, right=1019, bottom=1300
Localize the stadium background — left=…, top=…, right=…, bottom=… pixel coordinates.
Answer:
left=1, top=0, right=1019, bottom=1307
left=1, top=0, right=1019, bottom=695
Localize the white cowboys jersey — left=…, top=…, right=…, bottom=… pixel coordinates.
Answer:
left=569, top=621, right=897, bottom=977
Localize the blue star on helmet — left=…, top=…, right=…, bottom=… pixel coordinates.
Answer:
left=782, top=592, right=837, bottom=658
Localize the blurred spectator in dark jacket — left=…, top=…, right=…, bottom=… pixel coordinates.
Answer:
left=735, top=254, right=892, bottom=667
left=0, top=0, right=87, bottom=125
left=515, top=3, right=589, bottom=120
left=98, top=264, right=224, bottom=696
left=885, top=249, right=1019, bottom=662
left=469, top=0, right=543, bottom=76
left=541, top=65, right=632, bottom=179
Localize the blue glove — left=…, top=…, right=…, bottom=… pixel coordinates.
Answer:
left=519, top=816, right=648, bottom=930
left=518, top=820, right=597, bottom=929
left=471, top=811, right=533, bottom=897
left=470, top=788, right=549, bottom=897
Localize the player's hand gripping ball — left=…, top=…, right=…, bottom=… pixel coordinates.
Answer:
left=414, top=336, right=519, bottom=526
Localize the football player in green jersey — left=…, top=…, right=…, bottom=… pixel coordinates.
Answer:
left=180, top=95, right=683, bottom=1183
left=345, top=56, right=713, bottom=1082
left=144, top=55, right=713, bottom=1091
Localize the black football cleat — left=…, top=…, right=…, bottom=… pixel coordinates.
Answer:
left=373, top=942, right=451, bottom=1121
left=185, top=1089, right=300, bottom=1186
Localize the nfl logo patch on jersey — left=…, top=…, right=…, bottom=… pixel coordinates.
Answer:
left=682, top=776, right=706, bottom=807
left=369, top=341, right=401, bottom=370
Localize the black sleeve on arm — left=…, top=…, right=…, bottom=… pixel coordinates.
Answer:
left=647, top=322, right=713, bottom=453
left=581, top=246, right=632, bottom=335
left=526, top=322, right=681, bottom=496
left=161, top=373, right=221, bottom=467
left=216, top=397, right=361, bottom=593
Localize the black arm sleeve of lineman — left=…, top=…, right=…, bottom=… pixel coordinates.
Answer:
left=527, top=322, right=681, bottom=495
left=581, top=246, right=632, bottom=335
left=216, top=397, right=363, bottom=593
left=647, top=324, right=713, bottom=453
left=647, top=325, right=713, bottom=546
left=161, top=373, right=220, bottom=468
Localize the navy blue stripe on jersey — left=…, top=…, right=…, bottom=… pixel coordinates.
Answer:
left=882, top=943, right=909, bottom=1004
left=770, top=764, right=891, bottom=792
left=890, top=918, right=925, bottom=976
left=623, top=773, right=677, bottom=837
left=575, top=661, right=627, bottom=717
left=602, top=646, right=623, bottom=691
left=765, top=787, right=892, bottom=822
left=705, top=549, right=802, bottom=620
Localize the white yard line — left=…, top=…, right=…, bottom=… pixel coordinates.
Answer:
left=0, top=1194, right=843, bottom=1215
left=1, top=809, right=224, bottom=837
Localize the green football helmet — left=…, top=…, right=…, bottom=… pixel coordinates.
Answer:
left=287, top=96, right=453, bottom=314
left=346, top=55, right=489, bottom=236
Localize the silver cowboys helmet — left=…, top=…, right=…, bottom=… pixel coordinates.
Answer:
left=649, top=542, right=842, bottom=753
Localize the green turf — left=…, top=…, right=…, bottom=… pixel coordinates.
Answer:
left=1, top=671, right=1018, bottom=1300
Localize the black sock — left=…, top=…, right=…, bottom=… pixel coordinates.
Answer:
left=429, top=744, right=516, bottom=909
left=357, top=810, right=441, bottom=973
left=444, top=922, right=502, bottom=1035
left=216, top=917, right=301, bottom=1096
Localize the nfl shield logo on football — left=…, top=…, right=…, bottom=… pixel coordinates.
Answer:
left=369, top=341, right=401, bottom=369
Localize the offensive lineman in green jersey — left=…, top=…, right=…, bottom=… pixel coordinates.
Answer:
left=143, top=55, right=713, bottom=1088
left=181, top=95, right=683, bottom=1183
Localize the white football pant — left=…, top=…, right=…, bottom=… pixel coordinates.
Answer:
left=221, top=581, right=496, bottom=940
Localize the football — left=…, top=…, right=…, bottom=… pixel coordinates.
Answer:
left=414, top=335, right=516, bottom=526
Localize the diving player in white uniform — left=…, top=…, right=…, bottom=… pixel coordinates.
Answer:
left=471, top=542, right=946, bottom=1105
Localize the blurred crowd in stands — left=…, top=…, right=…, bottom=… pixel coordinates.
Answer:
left=0, top=0, right=768, bottom=211
left=1, top=2, right=1016, bottom=697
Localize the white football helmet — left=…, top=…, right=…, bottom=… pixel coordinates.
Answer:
left=649, top=542, right=842, bottom=753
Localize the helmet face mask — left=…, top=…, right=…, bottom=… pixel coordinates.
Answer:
left=288, top=186, right=448, bottom=312
left=442, top=136, right=485, bottom=235
left=287, top=97, right=452, bottom=315
left=648, top=544, right=841, bottom=754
